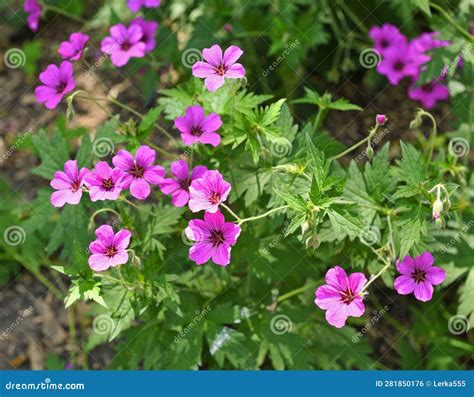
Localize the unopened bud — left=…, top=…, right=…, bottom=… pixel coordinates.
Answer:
left=435, top=217, right=445, bottom=229
left=432, top=198, right=443, bottom=220
left=366, top=146, right=374, bottom=160
left=376, top=114, right=387, bottom=126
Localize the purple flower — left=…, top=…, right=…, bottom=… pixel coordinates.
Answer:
left=394, top=252, right=446, bottom=302
left=50, top=160, right=89, bottom=208
left=83, top=161, right=126, bottom=202
left=160, top=160, right=208, bottom=207
left=410, top=32, right=449, bottom=53
left=192, top=44, right=246, bottom=92
left=58, top=32, right=90, bottom=61
left=174, top=105, right=223, bottom=147
left=407, top=80, right=449, bottom=109
left=188, top=170, right=231, bottom=213
left=369, top=24, right=407, bottom=55
left=88, top=225, right=131, bottom=272
left=100, top=24, right=146, bottom=67
left=185, top=210, right=241, bottom=266
left=127, top=0, right=160, bottom=13
left=130, top=18, right=158, bottom=53
left=376, top=45, right=430, bottom=85
left=112, top=145, right=165, bottom=200
left=35, top=61, right=76, bottom=109
left=376, top=114, right=387, bottom=125
left=315, top=266, right=367, bottom=328
left=23, top=0, right=42, bottom=31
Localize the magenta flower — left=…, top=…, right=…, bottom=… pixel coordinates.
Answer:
left=369, top=24, right=407, bottom=55
left=23, top=0, right=42, bottom=31
left=127, top=0, right=160, bottom=13
left=160, top=160, right=208, bottom=207
left=192, top=44, right=246, bottom=92
left=174, top=105, right=223, bottom=147
left=411, top=32, right=449, bottom=53
left=376, top=45, right=430, bottom=85
left=112, top=145, right=165, bottom=200
left=376, top=114, right=387, bottom=125
left=58, top=32, right=89, bottom=61
left=407, top=80, right=449, bottom=109
left=315, top=266, right=367, bottom=328
left=188, top=170, right=231, bottom=213
left=394, top=252, right=446, bottom=302
left=35, top=61, right=75, bottom=109
left=131, top=18, right=158, bottom=53
left=88, top=225, right=131, bottom=272
left=100, top=24, right=146, bottom=67
left=185, top=210, right=241, bottom=266
left=83, top=161, right=126, bottom=202
left=50, top=160, right=89, bottom=208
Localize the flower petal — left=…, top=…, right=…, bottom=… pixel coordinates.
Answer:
left=130, top=178, right=151, bottom=200
left=394, top=275, right=416, bottom=295
left=413, top=282, right=434, bottom=302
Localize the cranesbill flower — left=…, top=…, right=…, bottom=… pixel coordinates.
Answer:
left=411, top=32, right=449, bottom=53
left=188, top=170, right=231, bottom=213
left=369, top=24, right=407, bottom=55
left=35, top=61, right=76, bottom=109
left=376, top=114, right=387, bottom=125
left=127, top=0, right=160, bottom=13
left=174, top=105, right=223, bottom=147
left=84, top=161, right=126, bottom=202
left=24, top=0, right=41, bottom=31
left=185, top=210, right=241, bottom=266
left=160, top=160, right=208, bottom=207
left=315, top=266, right=367, bottom=328
left=100, top=24, right=146, bottom=67
left=131, top=17, right=158, bottom=53
left=394, top=252, right=446, bottom=302
left=407, top=80, right=449, bottom=109
left=376, top=45, right=430, bottom=85
left=192, top=44, right=245, bottom=92
left=50, top=160, right=89, bottom=207
left=112, top=145, right=165, bottom=200
left=88, top=225, right=131, bottom=272
left=58, top=32, right=89, bottom=61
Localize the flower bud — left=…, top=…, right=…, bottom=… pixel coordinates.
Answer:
left=432, top=198, right=443, bottom=220
left=376, top=114, right=387, bottom=126
left=366, top=146, right=374, bottom=160
left=435, top=217, right=445, bottom=229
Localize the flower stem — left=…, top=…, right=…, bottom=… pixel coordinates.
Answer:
left=360, top=262, right=391, bottom=293
left=90, top=208, right=121, bottom=224
left=238, top=205, right=289, bottom=225
left=42, top=4, right=87, bottom=24
left=330, top=125, right=377, bottom=161
left=144, top=140, right=177, bottom=159
left=418, top=109, right=438, bottom=162
left=429, top=2, right=473, bottom=42
left=277, top=282, right=321, bottom=303
left=221, top=203, right=242, bottom=222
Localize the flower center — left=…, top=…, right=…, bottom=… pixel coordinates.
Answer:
left=380, top=39, right=389, bottom=48
left=340, top=289, right=356, bottom=305
left=179, top=178, right=190, bottom=191
left=102, top=178, right=115, bottom=191
left=121, top=41, right=132, bottom=51
left=129, top=164, right=144, bottom=178
left=56, top=80, right=67, bottom=93
left=393, top=60, right=405, bottom=72
left=70, top=180, right=81, bottom=192
left=412, top=268, right=427, bottom=283
left=191, top=126, right=203, bottom=136
left=209, top=229, right=225, bottom=247
left=209, top=191, right=221, bottom=205
left=214, top=64, right=226, bottom=76
left=105, top=246, right=117, bottom=257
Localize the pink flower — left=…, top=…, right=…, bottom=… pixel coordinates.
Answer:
left=23, top=0, right=41, bottom=31
left=174, top=105, right=223, bottom=147
left=188, top=170, right=231, bottom=213
left=83, top=161, right=126, bottom=202
left=376, top=44, right=430, bottom=85
left=407, top=80, right=449, bottom=109
left=130, top=18, right=158, bottom=53
left=100, top=24, right=146, bottom=67
left=127, top=0, right=160, bottom=13
left=112, top=145, right=165, bottom=200
left=88, top=225, right=131, bottom=272
left=192, top=44, right=246, bottom=92
left=160, top=160, right=208, bottom=207
left=35, top=61, right=75, bottom=109
left=376, top=114, right=387, bottom=125
left=58, top=32, right=90, bottom=61
left=394, top=252, right=446, bottom=302
left=315, top=266, right=367, bottom=328
left=410, top=32, right=449, bottom=53
left=185, top=210, right=241, bottom=266
left=369, top=24, right=407, bottom=55
left=50, top=160, right=88, bottom=208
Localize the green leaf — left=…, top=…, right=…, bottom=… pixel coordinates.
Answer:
left=396, top=210, right=426, bottom=258
left=396, top=142, right=426, bottom=186
left=139, top=107, right=162, bottom=132
left=274, top=190, right=307, bottom=212
left=409, top=0, right=431, bottom=15
left=326, top=208, right=364, bottom=240
left=458, top=268, right=474, bottom=331
left=31, top=129, right=69, bottom=179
